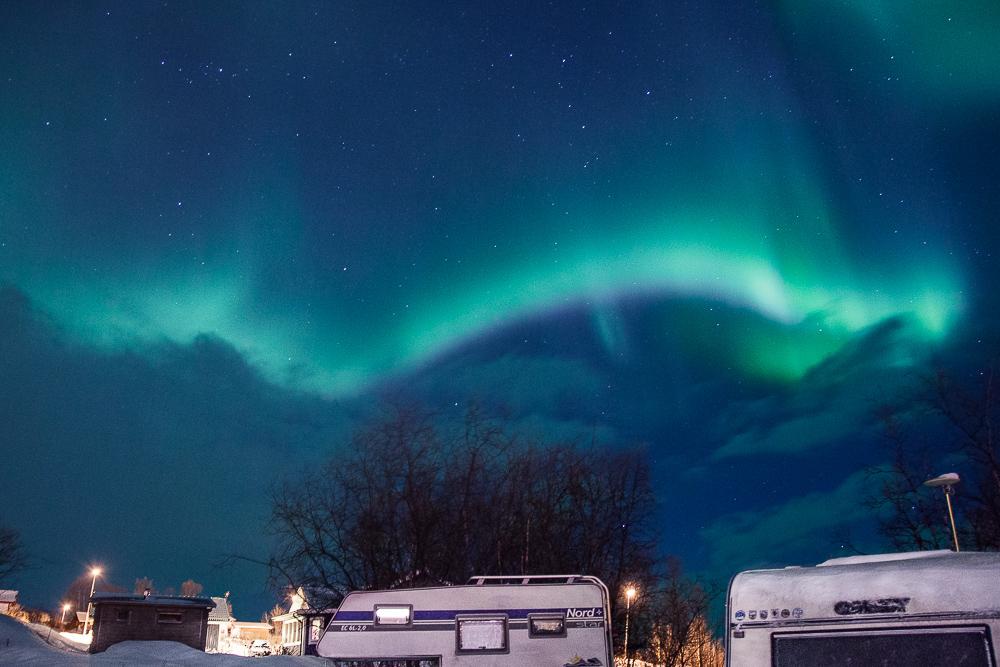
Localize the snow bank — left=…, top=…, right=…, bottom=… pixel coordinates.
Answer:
left=0, top=614, right=325, bottom=665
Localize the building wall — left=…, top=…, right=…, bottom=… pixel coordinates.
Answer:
left=90, top=603, right=210, bottom=653
left=281, top=616, right=303, bottom=655
left=233, top=623, right=271, bottom=641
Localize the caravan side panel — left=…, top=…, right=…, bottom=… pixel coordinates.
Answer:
left=318, top=580, right=612, bottom=667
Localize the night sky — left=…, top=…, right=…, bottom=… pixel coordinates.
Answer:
left=2, top=1, right=998, bottom=618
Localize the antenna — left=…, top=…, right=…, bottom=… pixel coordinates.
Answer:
left=924, top=472, right=961, bottom=552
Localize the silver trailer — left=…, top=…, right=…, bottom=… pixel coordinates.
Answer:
left=726, top=550, right=1000, bottom=666
left=316, top=575, right=614, bottom=666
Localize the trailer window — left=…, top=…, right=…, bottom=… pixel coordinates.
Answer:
left=456, top=615, right=508, bottom=653
left=772, top=626, right=993, bottom=667
left=528, top=613, right=566, bottom=638
left=374, top=605, right=412, bottom=626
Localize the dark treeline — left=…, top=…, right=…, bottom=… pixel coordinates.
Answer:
left=266, top=403, right=723, bottom=663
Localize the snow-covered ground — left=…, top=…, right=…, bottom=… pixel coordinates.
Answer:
left=0, top=614, right=327, bottom=665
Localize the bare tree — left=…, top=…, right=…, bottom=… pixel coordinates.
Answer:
left=868, top=360, right=1000, bottom=551
left=929, top=365, right=1000, bottom=548
left=180, top=579, right=203, bottom=597
left=0, top=525, right=27, bottom=584
left=133, top=577, right=155, bottom=596
left=640, top=558, right=720, bottom=667
left=266, top=404, right=658, bottom=612
left=63, top=575, right=126, bottom=614
left=864, top=409, right=952, bottom=551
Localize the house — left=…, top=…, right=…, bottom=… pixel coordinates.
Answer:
left=88, top=592, right=215, bottom=654
left=232, top=620, right=272, bottom=642
left=270, top=587, right=337, bottom=656
left=0, top=590, right=17, bottom=614
left=205, top=594, right=235, bottom=653
left=270, top=588, right=307, bottom=655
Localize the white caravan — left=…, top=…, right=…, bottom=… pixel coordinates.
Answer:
left=726, top=550, right=1000, bottom=666
left=316, top=575, right=614, bottom=667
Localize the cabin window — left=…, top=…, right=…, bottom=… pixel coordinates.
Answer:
left=772, top=626, right=992, bottom=667
left=456, top=615, right=508, bottom=653
left=528, top=613, right=566, bottom=638
left=156, top=611, right=184, bottom=624
left=115, top=609, right=131, bottom=623
left=374, top=605, right=412, bottom=626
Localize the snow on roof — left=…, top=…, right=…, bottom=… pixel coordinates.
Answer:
left=1, top=613, right=328, bottom=664
left=817, top=549, right=954, bottom=567
left=90, top=593, right=216, bottom=609
left=208, top=596, right=233, bottom=622
left=729, top=551, right=1000, bottom=621
left=0, top=589, right=17, bottom=603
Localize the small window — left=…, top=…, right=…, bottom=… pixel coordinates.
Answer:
left=115, top=609, right=131, bottom=623
left=157, top=611, right=184, bottom=624
left=309, top=617, right=324, bottom=643
left=374, top=605, right=412, bottom=626
left=456, top=615, right=508, bottom=653
left=528, top=613, right=566, bottom=638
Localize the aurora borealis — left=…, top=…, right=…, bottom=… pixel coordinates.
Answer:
left=2, top=1, right=998, bottom=615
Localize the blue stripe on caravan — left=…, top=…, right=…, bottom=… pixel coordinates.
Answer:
left=332, top=607, right=602, bottom=622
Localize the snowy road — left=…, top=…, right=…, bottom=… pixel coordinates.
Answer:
left=0, top=614, right=327, bottom=665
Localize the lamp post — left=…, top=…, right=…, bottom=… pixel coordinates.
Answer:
left=924, top=473, right=961, bottom=552
left=61, top=603, right=71, bottom=629
left=623, top=586, right=637, bottom=667
left=82, top=567, right=102, bottom=636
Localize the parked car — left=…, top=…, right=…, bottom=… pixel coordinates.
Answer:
left=248, top=639, right=272, bottom=657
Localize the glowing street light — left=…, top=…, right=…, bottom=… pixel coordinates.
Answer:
left=82, top=567, right=102, bottom=636
left=61, top=603, right=71, bottom=628
left=924, top=472, right=961, bottom=552
left=623, top=585, right=638, bottom=667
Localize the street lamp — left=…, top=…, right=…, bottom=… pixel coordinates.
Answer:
left=61, top=603, right=71, bottom=629
left=924, top=473, right=961, bottom=552
left=82, top=567, right=102, bottom=636
left=623, top=585, right=637, bottom=667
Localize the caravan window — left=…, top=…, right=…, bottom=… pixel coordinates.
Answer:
left=374, top=605, right=412, bottom=625
left=772, top=626, right=993, bottom=667
left=528, top=613, right=566, bottom=638
left=456, top=615, right=508, bottom=653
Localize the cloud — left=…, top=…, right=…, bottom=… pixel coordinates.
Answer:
left=387, top=349, right=623, bottom=444
left=700, top=468, right=872, bottom=574
left=0, top=285, right=350, bottom=614
left=711, top=317, right=931, bottom=459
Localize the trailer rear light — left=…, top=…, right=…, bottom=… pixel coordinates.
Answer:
left=374, top=605, right=412, bottom=625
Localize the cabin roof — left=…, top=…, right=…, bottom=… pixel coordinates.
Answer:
left=90, top=593, right=216, bottom=609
